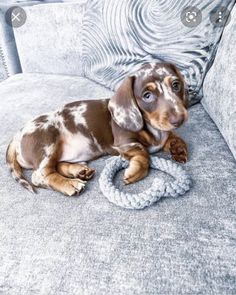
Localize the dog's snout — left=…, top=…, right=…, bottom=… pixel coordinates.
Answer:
left=169, top=114, right=184, bottom=127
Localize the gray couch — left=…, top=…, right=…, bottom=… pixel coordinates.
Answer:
left=0, top=1, right=236, bottom=295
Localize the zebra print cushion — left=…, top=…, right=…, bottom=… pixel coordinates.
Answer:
left=82, top=0, right=235, bottom=105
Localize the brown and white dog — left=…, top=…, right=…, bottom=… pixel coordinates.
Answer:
left=6, top=63, right=189, bottom=196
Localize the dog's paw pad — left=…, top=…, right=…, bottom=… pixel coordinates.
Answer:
left=64, top=180, right=86, bottom=196
left=170, top=138, right=188, bottom=163
left=78, top=168, right=95, bottom=180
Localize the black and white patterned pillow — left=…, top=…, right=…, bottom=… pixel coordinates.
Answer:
left=82, top=0, right=235, bottom=105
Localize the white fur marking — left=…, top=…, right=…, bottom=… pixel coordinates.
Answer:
left=147, top=123, right=162, bottom=141
left=60, top=131, right=94, bottom=163
left=150, top=62, right=156, bottom=69
left=70, top=103, right=87, bottom=127
left=174, top=104, right=181, bottom=114
left=111, top=103, right=127, bottom=126
left=22, top=120, right=38, bottom=134
left=146, top=123, right=169, bottom=153
left=135, top=68, right=153, bottom=78
left=162, top=83, right=177, bottom=104
left=110, top=101, right=142, bottom=130
left=14, top=133, right=32, bottom=169
left=37, top=144, right=55, bottom=171
left=40, top=112, right=62, bottom=130
left=32, top=144, right=55, bottom=187
left=44, top=144, right=55, bottom=157
left=92, top=135, right=103, bottom=153
left=155, top=82, right=163, bottom=94
left=156, top=67, right=170, bottom=76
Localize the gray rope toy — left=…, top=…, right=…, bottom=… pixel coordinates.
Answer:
left=99, top=156, right=192, bottom=209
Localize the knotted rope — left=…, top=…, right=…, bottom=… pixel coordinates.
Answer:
left=99, top=156, right=191, bottom=209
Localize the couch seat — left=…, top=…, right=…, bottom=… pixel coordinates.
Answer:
left=0, top=73, right=235, bottom=294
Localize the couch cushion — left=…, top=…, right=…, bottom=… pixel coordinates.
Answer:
left=0, top=1, right=62, bottom=81
left=0, top=73, right=236, bottom=294
left=13, top=1, right=235, bottom=105
left=13, top=2, right=85, bottom=76
left=202, top=4, right=236, bottom=161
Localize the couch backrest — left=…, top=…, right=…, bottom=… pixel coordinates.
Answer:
left=0, top=4, right=22, bottom=81
left=6, top=0, right=236, bottom=105
left=13, top=2, right=85, bottom=77
left=202, top=3, right=236, bottom=160
left=0, top=0, right=70, bottom=81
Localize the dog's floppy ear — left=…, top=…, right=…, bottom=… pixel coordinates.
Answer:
left=108, top=76, right=143, bottom=132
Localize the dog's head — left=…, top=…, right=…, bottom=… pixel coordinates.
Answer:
left=109, top=62, right=188, bottom=132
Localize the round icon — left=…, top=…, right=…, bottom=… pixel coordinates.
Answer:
left=210, top=6, right=231, bottom=28
left=5, top=6, right=27, bottom=28
left=181, top=6, right=202, bottom=28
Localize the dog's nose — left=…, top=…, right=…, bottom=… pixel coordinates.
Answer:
left=169, top=115, right=184, bottom=127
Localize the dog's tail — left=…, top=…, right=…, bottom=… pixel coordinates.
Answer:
left=6, top=139, right=36, bottom=193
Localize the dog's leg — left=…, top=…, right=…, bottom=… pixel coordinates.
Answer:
left=32, top=167, right=86, bottom=196
left=121, top=146, right=149, bottom=184
left=31, top=147, right=86, bottom=196
left=163, top=132, right=188, bottom=163
left=57, top=162, right=95, bottom=180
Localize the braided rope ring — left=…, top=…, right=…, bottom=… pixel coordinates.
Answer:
left=99, top=156, right=192, bottom=209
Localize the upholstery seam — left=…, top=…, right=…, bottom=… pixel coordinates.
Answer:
left=0, top=44, right=10, bottom=77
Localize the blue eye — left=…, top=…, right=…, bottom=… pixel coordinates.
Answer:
left=142, top=91, right=155, bottom=102
left=172, top=80, right=181, bottom=92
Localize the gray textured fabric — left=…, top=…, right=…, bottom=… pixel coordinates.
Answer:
left=81, top=0, right=235, bottom=103
left=0, top=0, right=77, bottom=3
left=99, top=156, right=191, bottom=209
left=0, top=0, right=70, bottom=4
left=0, top=45, right=8, bottom=81
left=0, top=73, right=236, bottom=294
left=13, top=2, right=86, bottom=76
left=202, top=4, right=236, bottom=161
left=0, top=0, right=76, bottom=82
left=12, top=1, right=235, bottom=105
left=0, top=5, right=22, bottom=79
left=0, top=0, right=79, bottom=82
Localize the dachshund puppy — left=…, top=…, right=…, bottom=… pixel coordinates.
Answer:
left=6, top=63, right=188, bottom=196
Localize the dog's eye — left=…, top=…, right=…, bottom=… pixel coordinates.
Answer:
left=142, top=91, right=155, bottom=102
left=172, top=80, right=181, bottom=92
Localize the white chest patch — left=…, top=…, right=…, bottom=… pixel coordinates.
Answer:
left=146, top=124, right=169, bottom=154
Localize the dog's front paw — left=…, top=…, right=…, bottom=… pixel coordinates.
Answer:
left=63, top=179, right=86, bottom=196
left=169, top=137, right=188, bottom=163
left=123, top=163, right=148, bottom=184
left=75, top=166, right=95, bottom=180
